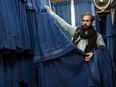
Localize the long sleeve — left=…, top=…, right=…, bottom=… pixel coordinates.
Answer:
left=49, top=11, right=77, bottom=37
left=97, top=33, right=106, bottom=47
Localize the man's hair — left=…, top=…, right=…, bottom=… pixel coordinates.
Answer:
left=81, top=12, right=95, bottom=21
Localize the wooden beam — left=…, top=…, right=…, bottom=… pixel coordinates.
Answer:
left=50, top=0, right=65, bottom=2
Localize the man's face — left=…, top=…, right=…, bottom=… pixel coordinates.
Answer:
left=82, top=15, right=93, bottom=30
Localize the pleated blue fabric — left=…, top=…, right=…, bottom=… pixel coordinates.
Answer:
left=89, top=46, right=116, bottom=87
left=37, top=50, right=91, bottom=87
left=34, top=6, right=75, bottom=63
left=95, top=14, right=101, bottom=33
left=0, top=0, right=37, bottom=87
left=112, top=10, right=116, bottom=66
left=51, top=0, right=71, bottom=25
left=0, top=0, right=31, bottom=50
left=36, top=46, right=115, bottom=87
left=0, top=53, right=37, bottom=87
left=0, top=0, right=16, bottom=49
left=34, top=6, right=115, bottom=87
left=0, top=0, right=115, bottom=87
left=105, top=13, right=114, bottom=59
left=51, top=0, right=72, bottom=40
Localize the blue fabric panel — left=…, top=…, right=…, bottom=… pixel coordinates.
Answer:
left=37, top=49, right=92, bottom=87
left=37, top=0, right=50, bottom=6
left=113, top=9, right=116, bottom=35
left=0, top=54, right=36, bottom=87
left=105, top=13, right=114, bottom=60
left=0, top=55, right=4, bottom=87
left=11, top=0, right=23, bottom=49
left=26, top=0, right=50, bottom=11
left=0, top=56, right=19, bottom=87
left=36, top=47, right=115, bottom=87
left=0, top=0, right=32, bottom=50
left=17, top=1, right=31, bottom=50
left=0, top=0, right=16, bottom=49
left=90, top=46, right=116, bottom=87
left=26, top=11, right=37, bottom=52
left=113, top=10, right=116, bottom=66
left=51, top=1, right=71, bottom=25
left=95, top=14, right=101, bottom=33
left=26, top=0, right=37, bottom=11
left=34, top=6, right=77, bottom=63
left=51, top=1, right=72, bottom=40
left=105, top=13, right=113, bottom=37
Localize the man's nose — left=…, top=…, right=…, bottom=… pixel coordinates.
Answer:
left=83, top=21, right=87, bottom=24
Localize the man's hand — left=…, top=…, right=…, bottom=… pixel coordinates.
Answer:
left=45, top=5, right=53, bottom=14
left=85, top=52, right=93, bottom=62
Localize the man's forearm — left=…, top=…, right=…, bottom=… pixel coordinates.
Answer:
left=48, top=9, right=76, bottom=37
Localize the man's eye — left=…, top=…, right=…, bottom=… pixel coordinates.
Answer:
left=82, top=20, right=90, bottom=22
left=82, top=20, right=85, bottom=22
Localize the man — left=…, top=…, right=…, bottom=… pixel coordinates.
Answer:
left=46, top=7, right=106, bottom=62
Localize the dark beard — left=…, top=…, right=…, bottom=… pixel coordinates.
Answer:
left=82, top=25, right=91, bottom=31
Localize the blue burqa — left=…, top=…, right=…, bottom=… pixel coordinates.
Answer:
left=34, top=6, right=115, bottom=87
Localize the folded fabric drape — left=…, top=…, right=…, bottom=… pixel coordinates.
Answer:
left=0, top=0, right=38, bottom=87
left=90, top=46, right=116, bottom=87
left=34, top=6, right=76, bottom=63
left=0, top=0, right=31, bottom=51
left=34, top=6, right=115, bottom=87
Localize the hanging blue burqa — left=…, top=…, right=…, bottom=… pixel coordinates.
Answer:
left=34, top=6, right=115, bottom=87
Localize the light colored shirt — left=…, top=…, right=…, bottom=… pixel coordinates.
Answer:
left=50, top=12, right=106, bottom=52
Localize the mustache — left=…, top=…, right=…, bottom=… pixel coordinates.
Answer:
left=82, top=24, right=88, bottom=27
left=83, top=24, right=87, bottom=26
